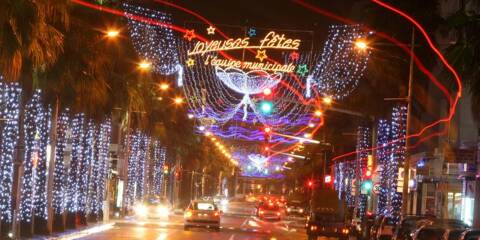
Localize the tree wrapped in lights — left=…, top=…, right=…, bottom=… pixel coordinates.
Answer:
left=355, top=126, right=371, bottom=219
left=87, top=118, right=111, bottom=221
left=376, top=119, right=390, bottom=216
left=86, top=121, right=99, bottom=221
left=76, top=120, right=95, bottom=226
left=95, top=119, right=111, bottom=218
left=151, top=140, right=166, bottom=196
left=66, top=113, right=85, bottom=229
left=18, top=90, right=51, bottom=236
left=387, top=104, right=407, bottom=223
left=125, top=131, right=151, bottom=206
left=52, top=109, right=70, bottom=231
left=309, top=25, right=371, bottom=100
left=0, top=81, right=21, bottom=236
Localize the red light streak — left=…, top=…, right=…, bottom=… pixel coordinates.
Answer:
left=294, top=0, right=462, bottom=162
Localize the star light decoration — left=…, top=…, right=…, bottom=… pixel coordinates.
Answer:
left=248, top=27, right=257, bottom=37
left=207, top=26, right=216, bottom=35
left=184, top=29, right=196, bottom=41
left=255, top=50, right=268, bottom=62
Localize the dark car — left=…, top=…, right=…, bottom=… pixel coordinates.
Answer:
left=432, top=219, right=469, bottom=230
left=446, top=229, right=467, bottom=240
left=393, top=215, right=436, bottom=240
left=412, top=226, right=446, bottom=240
left=460, top=230, right=480, bottom=240
left=376, top=217, right=396, bottom=240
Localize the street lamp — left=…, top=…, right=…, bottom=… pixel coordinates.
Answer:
left=322, top=96, right=333, bottom=105
left=106, top=29, right=120, bottom=38
left=354, top=39, right=368, bottom=51
left=314, top=110, right=323, bottom=117
left=159, top=83, right=169, bottom=91
left=138, top=60, right=152, bottom=71
left=173, top=96, right=184, bottom=105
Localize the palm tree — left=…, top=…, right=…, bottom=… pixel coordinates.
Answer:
left=444, top=0, right=480, bottom=119
left=0, top=0, right=68, bottom=84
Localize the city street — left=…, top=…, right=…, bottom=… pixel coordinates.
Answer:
left=78, top=201, right=307, bottom=240
left=1, top=1, right=479, bottom=239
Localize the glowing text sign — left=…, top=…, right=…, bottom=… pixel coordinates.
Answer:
left=188, top=31, right=301, bottom=73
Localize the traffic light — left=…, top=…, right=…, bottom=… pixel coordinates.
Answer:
left=365, top=170, right=372, bottom=178
left=307, top=180, right=314, bottom=188
left=361, top=179, right=373, bottom=193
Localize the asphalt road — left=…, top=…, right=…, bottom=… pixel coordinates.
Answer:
left=77, top=201, right=308, bottom=240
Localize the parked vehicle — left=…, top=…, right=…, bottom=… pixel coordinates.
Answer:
left=412, top=226, right=447, bottom=240
left=459, top=230, right=480, bottom=240
left=376, top=217, right=396, bottom=240
left=393, top=215, right=436, bottom=240
left=370, top=216, right=385, bottom=240
left=444, top=229, right=467, bottom=240
left=305, top=188, right=350, bottom=240
left=184, top=200, right=221, bottom=231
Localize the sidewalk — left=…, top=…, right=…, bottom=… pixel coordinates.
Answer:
left=46, top=222, right=114, bottom=240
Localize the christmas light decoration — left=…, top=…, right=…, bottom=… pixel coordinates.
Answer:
left=376, top=119, right=390, bottom=216
left=125, top=131, right=151, bottom=206
left=18, top=90, right=51, bottom=235
left=151, top=141, right=166, bottom=196
left=355, top=126, right=371, bottom=219
left=66, top=113, right=85, bottom=227
left=52, top=109, right=70, bottom=229
left=0, top=81, right=21, bottom=228
left=234, top=150, right=287, bottom=178
left=95, top=118, right=112, bottom=217
left=309, top=25, right=371, bottom=100
left=123, top=3, right=180, bottom=75
left=387, top=104, right=407, bottom=223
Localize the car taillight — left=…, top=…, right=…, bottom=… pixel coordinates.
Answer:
left=213, top=211, right=219, bottom=217
left=276, top=212, right=281, bottom=216
left=259, top=210, right=264, bottom=215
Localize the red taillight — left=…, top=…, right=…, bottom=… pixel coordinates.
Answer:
left=276, top=212, right=281, bottom=216
left=213, top=211, right=219, bottom=217
left=259, top=210, right=264, bottom=215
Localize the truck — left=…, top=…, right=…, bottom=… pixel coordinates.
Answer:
left=305, top=187, right=351, bottom=240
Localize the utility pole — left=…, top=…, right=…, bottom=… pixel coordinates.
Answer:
left=401, top=27, right=415, bottom=216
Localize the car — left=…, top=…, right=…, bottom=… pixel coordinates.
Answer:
left=412, top=226, right=447, bottom=240
left=257, top=202, right=282, bottom=220
left=376, top=217, right=396, bottom=240
left=286, top=201, right=306, bottom=216
left=432, top=219, right=469, bottom=230
left=184, top=200, right=221, bottom=231
left=445, top=229, right=467, bottom=240
left=132, top=196, right=171, bottom=220
left=459, top=230, right=480, bottom=240
left=393, top=215, right=436, bottom=240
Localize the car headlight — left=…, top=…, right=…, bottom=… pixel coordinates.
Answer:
left=134, top=205, right=148, bottom=217
left=299, top=208, right=304, bottom=213
left=157, top=206, right=169, bottom=217
left=287, top=208, right=291, bottom=212
left=220, top=199, right=228, bottom=206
